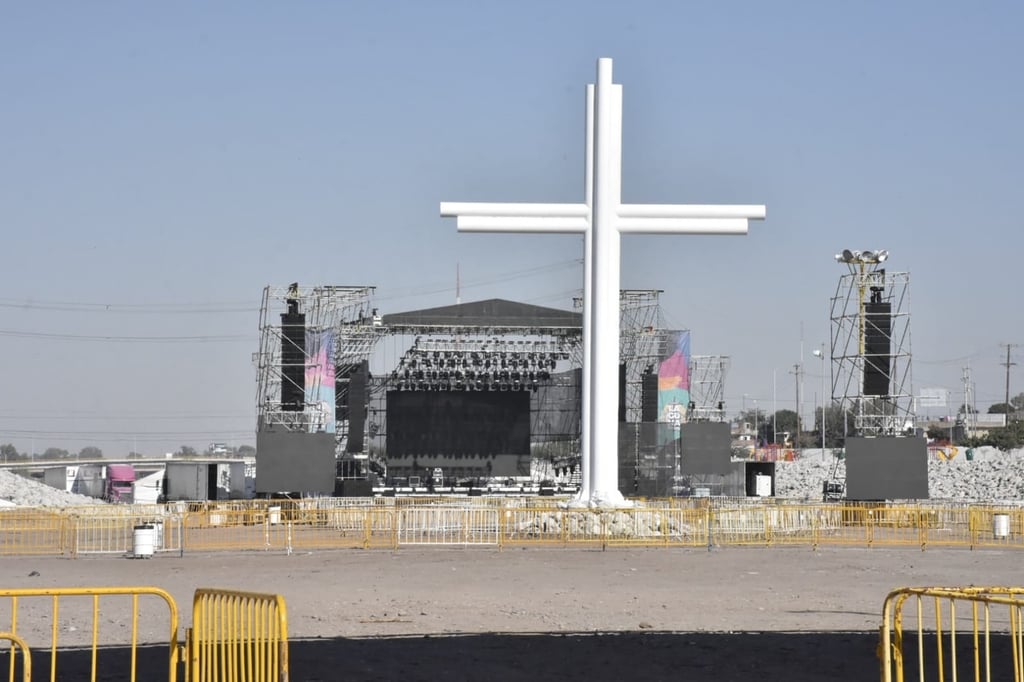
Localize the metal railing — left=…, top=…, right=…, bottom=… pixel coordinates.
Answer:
left=186, top=589, right=288, bottom=682
left=0, top=511, right=66, bottom=556
left=0, top=587, right=180, bottom=682
left=73, top=514, right=183, bottom=556
left=3, top=500, right=1024, bottom=554
left=879, top=587, right=1024, bottom=681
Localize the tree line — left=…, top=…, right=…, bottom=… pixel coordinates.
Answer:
left=739, top=391, right=1024, bottom=451
left=0, top=443, right=255, bottom=462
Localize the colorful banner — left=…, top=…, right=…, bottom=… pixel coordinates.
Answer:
left=657, top=330, right=691, bottom=425
left=305, top=330, right=336, bottom=433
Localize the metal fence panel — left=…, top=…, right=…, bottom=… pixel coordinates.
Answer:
left=0, top=586, right=180, bottom=682
left=0, top=511, right=67, bottom=556
left=182, top=510, right=291, bottom=554
left=880, top=587, right=1024, bottom=682
left=397, top=507, right=499, bottom=546
left=73, top=514, right=183, bottom=556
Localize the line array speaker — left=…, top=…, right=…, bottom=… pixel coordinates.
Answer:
left=618, top=363, right=627, bottom=422
left=346, top=360, right=369, bottom=453
left=863, top=301, right=891, bottom=396
left=641, top=372, right=659, bottom=423
left=280, top=311, right=306, bottom=411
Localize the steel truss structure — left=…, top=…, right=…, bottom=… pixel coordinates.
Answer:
left=255, top=284, right=382, bottom=451
left=619, top=290, right=669, bottom=424
left=830, top=267, right=914, bottom=436
left=363, top=326, right=583, bottom=482
left=688, top=355, right=729, bottom=422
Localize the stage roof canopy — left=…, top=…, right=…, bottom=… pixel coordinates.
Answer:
left=381, top=298, right=581, bottom=332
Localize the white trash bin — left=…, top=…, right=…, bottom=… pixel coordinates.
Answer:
left=994, top=514, right=1010, bottom=539
left=132, top=524, right=156, bottom=559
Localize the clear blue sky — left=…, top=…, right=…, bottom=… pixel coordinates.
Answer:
left=2, top=2, right=1022, bottom=456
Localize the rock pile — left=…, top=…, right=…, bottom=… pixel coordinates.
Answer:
left=774, top=446, right=1024, bottom=502
left=0, top=469, right=105, bottom=507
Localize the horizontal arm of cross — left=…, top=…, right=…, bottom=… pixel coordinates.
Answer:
left=617, top=217, right=749, bottom=234
left=441, top=201, right=590, bottom=234
left=440, top=202, right=588, bottom=218
left=617, top=204, right=766, bottom=220
left=456, top=216, right=588, bottom=233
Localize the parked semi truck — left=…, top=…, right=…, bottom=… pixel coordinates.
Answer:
left=105, top=464, right=136, bottom=503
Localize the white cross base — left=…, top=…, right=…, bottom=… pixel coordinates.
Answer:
left=441, top=58, right=765, bottom=507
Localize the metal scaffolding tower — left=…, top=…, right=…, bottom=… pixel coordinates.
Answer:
left=619, top=290, right=666, bottom=424
left=688, top=355, right=729, bottom=422
left=255, top=284, right=380, bottom=447
left=830, top=251, right=914, bottom=437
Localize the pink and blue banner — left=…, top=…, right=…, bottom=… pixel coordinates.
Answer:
left=305, top=330, right=336, bottom=433
left=657, top=330, right=691, bottom=423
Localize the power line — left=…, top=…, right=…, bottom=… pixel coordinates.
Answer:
left=0, top=329, right=253, bottom=343
left=0, top=300, right=257, bottom=314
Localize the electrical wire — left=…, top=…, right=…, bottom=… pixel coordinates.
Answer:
left=0, top=298, right=257, bottom=314
left=0, top=329, right=253, bottom=342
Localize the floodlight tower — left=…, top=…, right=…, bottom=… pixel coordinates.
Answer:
left=830, top=250, right=914, bottom=437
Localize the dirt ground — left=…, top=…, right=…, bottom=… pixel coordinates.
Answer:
left=1, top=546, right=1021, bottom=681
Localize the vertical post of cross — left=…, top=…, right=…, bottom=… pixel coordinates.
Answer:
left=588, top=58, right=624, bottom=505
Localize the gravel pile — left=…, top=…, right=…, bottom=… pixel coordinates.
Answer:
left=774, top=446, right=1024, bottom=502
left=0, top=469, right=106, bottom=507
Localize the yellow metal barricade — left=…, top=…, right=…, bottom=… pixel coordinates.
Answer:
left=0, top=511, right=67, bottom=556
left=0, top=631, right=32, bottom=682
left=187, top=589, right=288, bottom=682
left=0, top=587, right=180, bottom=682
left=879, top=587, right=1024, bottom=681
left=397, top=507, right=499, bottom=546
left=182, top=509, right=290, bottom=554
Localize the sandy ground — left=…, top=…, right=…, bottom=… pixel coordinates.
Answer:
left=1, top=546, right=1022, bottom=681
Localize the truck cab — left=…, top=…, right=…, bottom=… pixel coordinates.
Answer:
left=105, top=464, right=136, bottom=503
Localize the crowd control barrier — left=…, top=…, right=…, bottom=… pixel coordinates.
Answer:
left=879, top=586, right=1024, bottom=681
left=186, top=589, right=289, bottom=682
left=0, top=586, right=180, bottom=682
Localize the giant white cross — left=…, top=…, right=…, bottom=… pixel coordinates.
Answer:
left=441, top=58, right=766, bottom=507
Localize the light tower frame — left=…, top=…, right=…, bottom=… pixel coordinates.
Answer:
left=830, top=250, right=914, bottom=437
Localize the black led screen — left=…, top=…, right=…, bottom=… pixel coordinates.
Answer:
left=386, top=390, right=531, bottom=456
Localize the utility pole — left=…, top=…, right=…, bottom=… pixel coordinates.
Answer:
left=1001, top=343, right=1017, bottom=421
left=792, top=363, right=803, bottom=449
left=961, top=365, right=973, bottom=440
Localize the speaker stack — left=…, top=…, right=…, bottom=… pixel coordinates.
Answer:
left=279, top=299, right=306, bottom=412
left=863, top=301, right=891, bottom=396
left=641, top=371, right=659, bottom=422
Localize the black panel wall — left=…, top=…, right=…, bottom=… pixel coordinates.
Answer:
left=255, top=431, right=336, bottom=494
left=678, top=422, right=732, bottom=475
left=845, top=436, right=928, bottom=500
left=386, top=390, right=531, bottom=457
